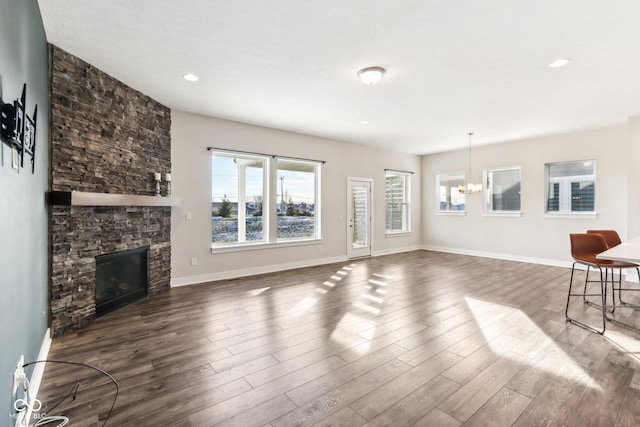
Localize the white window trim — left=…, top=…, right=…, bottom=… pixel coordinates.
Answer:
left=385, top=170, right=412, bottom=234
left=211, top=238, right=322, bottom=254
left=483, top=166, right=522, bottom=214
left=435, top=211, right=467, bottom=216
left=275, top=157, right=322, bottom=243
left=385, top=230, right=412, bottom=237
left=545, top=160, right=596, bottom=214
left=436, top=171, right=467, bottom=213
left=482, top=211, right=523, bottom=218
left=544, top=212, right=599, bottom=219
left=211, top=151, right=321, bottom=249
left=211, top=150, right=270, bottom=245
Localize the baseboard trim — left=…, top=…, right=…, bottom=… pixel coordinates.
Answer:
left=422, top=245, right=573, bottom=269
left=171, top=245, right=424, bottom=287
left=171, top=255, right=348, bottom=287
left=372, top=244, right=423, bottom=258
left=17, top=328, right=51, bottom=427
left=30, top=328, right=51, bottom=402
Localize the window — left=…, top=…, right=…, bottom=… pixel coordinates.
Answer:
left=484, top=167, right=521, bottom=212
left=437, top=172, right=466, bottom=211
left=386, top=170, right=411, bottom=233
left=211, top=153, right=267, bottom=245
left=211, top=150, right=321, bottom=248
left=546, top=161, right=595, bottom=213
left=276, top=159, right=319, bottom=241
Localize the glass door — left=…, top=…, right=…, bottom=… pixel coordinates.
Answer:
left=347, top=179, right=372, bottom=258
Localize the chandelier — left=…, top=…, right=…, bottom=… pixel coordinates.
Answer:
left=458, top=132, right=482, bottom=194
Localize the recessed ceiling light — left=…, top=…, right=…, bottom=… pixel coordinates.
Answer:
left=360, top=120, right=369, bottom=125
left=183, top=73, right=199, bottom=82
left=549, top=58, right=570, bottom=68
left=358, top=67, right=386, bottom=85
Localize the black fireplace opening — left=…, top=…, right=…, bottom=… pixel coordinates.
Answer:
left=95, top=247, right=149, bottom=316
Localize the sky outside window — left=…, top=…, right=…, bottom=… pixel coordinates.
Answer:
left=212, top=156, right=315, bottom=204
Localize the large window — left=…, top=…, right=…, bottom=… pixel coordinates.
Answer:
left=276, top=159, right=319, bottom=240
left=386, top=170, right=411, bottom=233
left=437, top=172, right=466, bottom=211
left=211, top=153, right=267, bottom=245
left=546, top=161, right=595, bottom=213
left=211, top=150, right=320, bottom=247
left=484, top=167, right=521, bottom=212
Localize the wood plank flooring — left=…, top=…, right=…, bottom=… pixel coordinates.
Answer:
left=37, top=250, right=640, bottom=426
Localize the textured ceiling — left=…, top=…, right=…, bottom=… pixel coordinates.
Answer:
left=37, top=0, right=640, bottom=154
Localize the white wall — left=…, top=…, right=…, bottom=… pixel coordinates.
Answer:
left=171, top=111, right=422, bottom=285
left=422, top=124, right=630, bottom=266
left=627, top=116, right=640, bottom=238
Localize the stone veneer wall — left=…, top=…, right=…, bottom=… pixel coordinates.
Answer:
left=49, top=45, right=172, bottom=336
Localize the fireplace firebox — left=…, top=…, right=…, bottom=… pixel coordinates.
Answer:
left=95, top=247, right=149, bottom=316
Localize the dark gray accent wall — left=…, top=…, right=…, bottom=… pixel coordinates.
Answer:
left=49, top=46, right=172, bottom=336
left=0, top=0, right=50, bottom=420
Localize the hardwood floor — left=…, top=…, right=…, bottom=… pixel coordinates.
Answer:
left=37, top=250, right=640, bottom=426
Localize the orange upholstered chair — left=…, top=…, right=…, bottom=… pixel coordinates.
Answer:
left=566, top=233, right=613, bottom=334
left=586, top=229, right=640, bottom=308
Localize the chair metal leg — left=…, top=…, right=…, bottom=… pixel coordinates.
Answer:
left=617, top=267, right=640, bottom=309
left=566, top=262, right=606, bottom=334
left=583, top=267, right=614, bottom=313
left=582, top=266, right=590, bottom=302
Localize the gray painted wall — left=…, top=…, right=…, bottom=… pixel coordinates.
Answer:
left=0, top=0, right=49, bottom=420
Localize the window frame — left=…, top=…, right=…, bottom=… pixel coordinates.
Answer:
left=385, top=170, right=412, bottom=235
left=211, top=151, right=269, bottom=246
left=210, top=150, right=322, bottom=251
left=275, top=157, right=321, bottom=243
left=483, top=166, right=522, bottom=216
left=544, top=160, right=596, bottom=217
left=436, top=171, right=466, bottom=215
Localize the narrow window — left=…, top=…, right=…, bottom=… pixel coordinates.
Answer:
left=386, top=171, right=411, bottom=233
left=276, top=158, right=320, bottom=241
left=211, top=152, right=267, bottom=245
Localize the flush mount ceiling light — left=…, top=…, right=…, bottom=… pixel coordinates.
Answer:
left=183, top=73, right=199, bottom=82
left=549, top=58, right=571, bottom=68
left=358, top=66, right=386, bottom=85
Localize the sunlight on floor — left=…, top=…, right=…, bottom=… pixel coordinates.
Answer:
left=352, top=302, right=381, bottom=315
left=328, top=265, right=391, bottom=352
left=331, top=312, right=375, bottom=352
left=287, top=263, right=387, bottom=354
left=603, top=328, right=640, bottom=359
left=247, top=286, right=271, bottom=296
left=368, top=279, right=388, bottom=287
left=288, top=264, right=355, bottom=316
left=351, top=272, right=390, bottom=316
left=465, top=297, right=601, bottom=391
left=289, top=296, right=318, bottom=314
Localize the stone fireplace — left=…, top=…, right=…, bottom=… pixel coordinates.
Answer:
left=48, top=45, right=174, bottom=336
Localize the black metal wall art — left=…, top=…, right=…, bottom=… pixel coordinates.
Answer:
left=1, top=83, right=37, bottom=173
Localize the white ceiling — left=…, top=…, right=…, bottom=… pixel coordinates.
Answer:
left=37, top=0, right=640, bottom=154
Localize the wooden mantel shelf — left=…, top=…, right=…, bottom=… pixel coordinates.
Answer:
left=47, top=191, right=182, bottom=207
